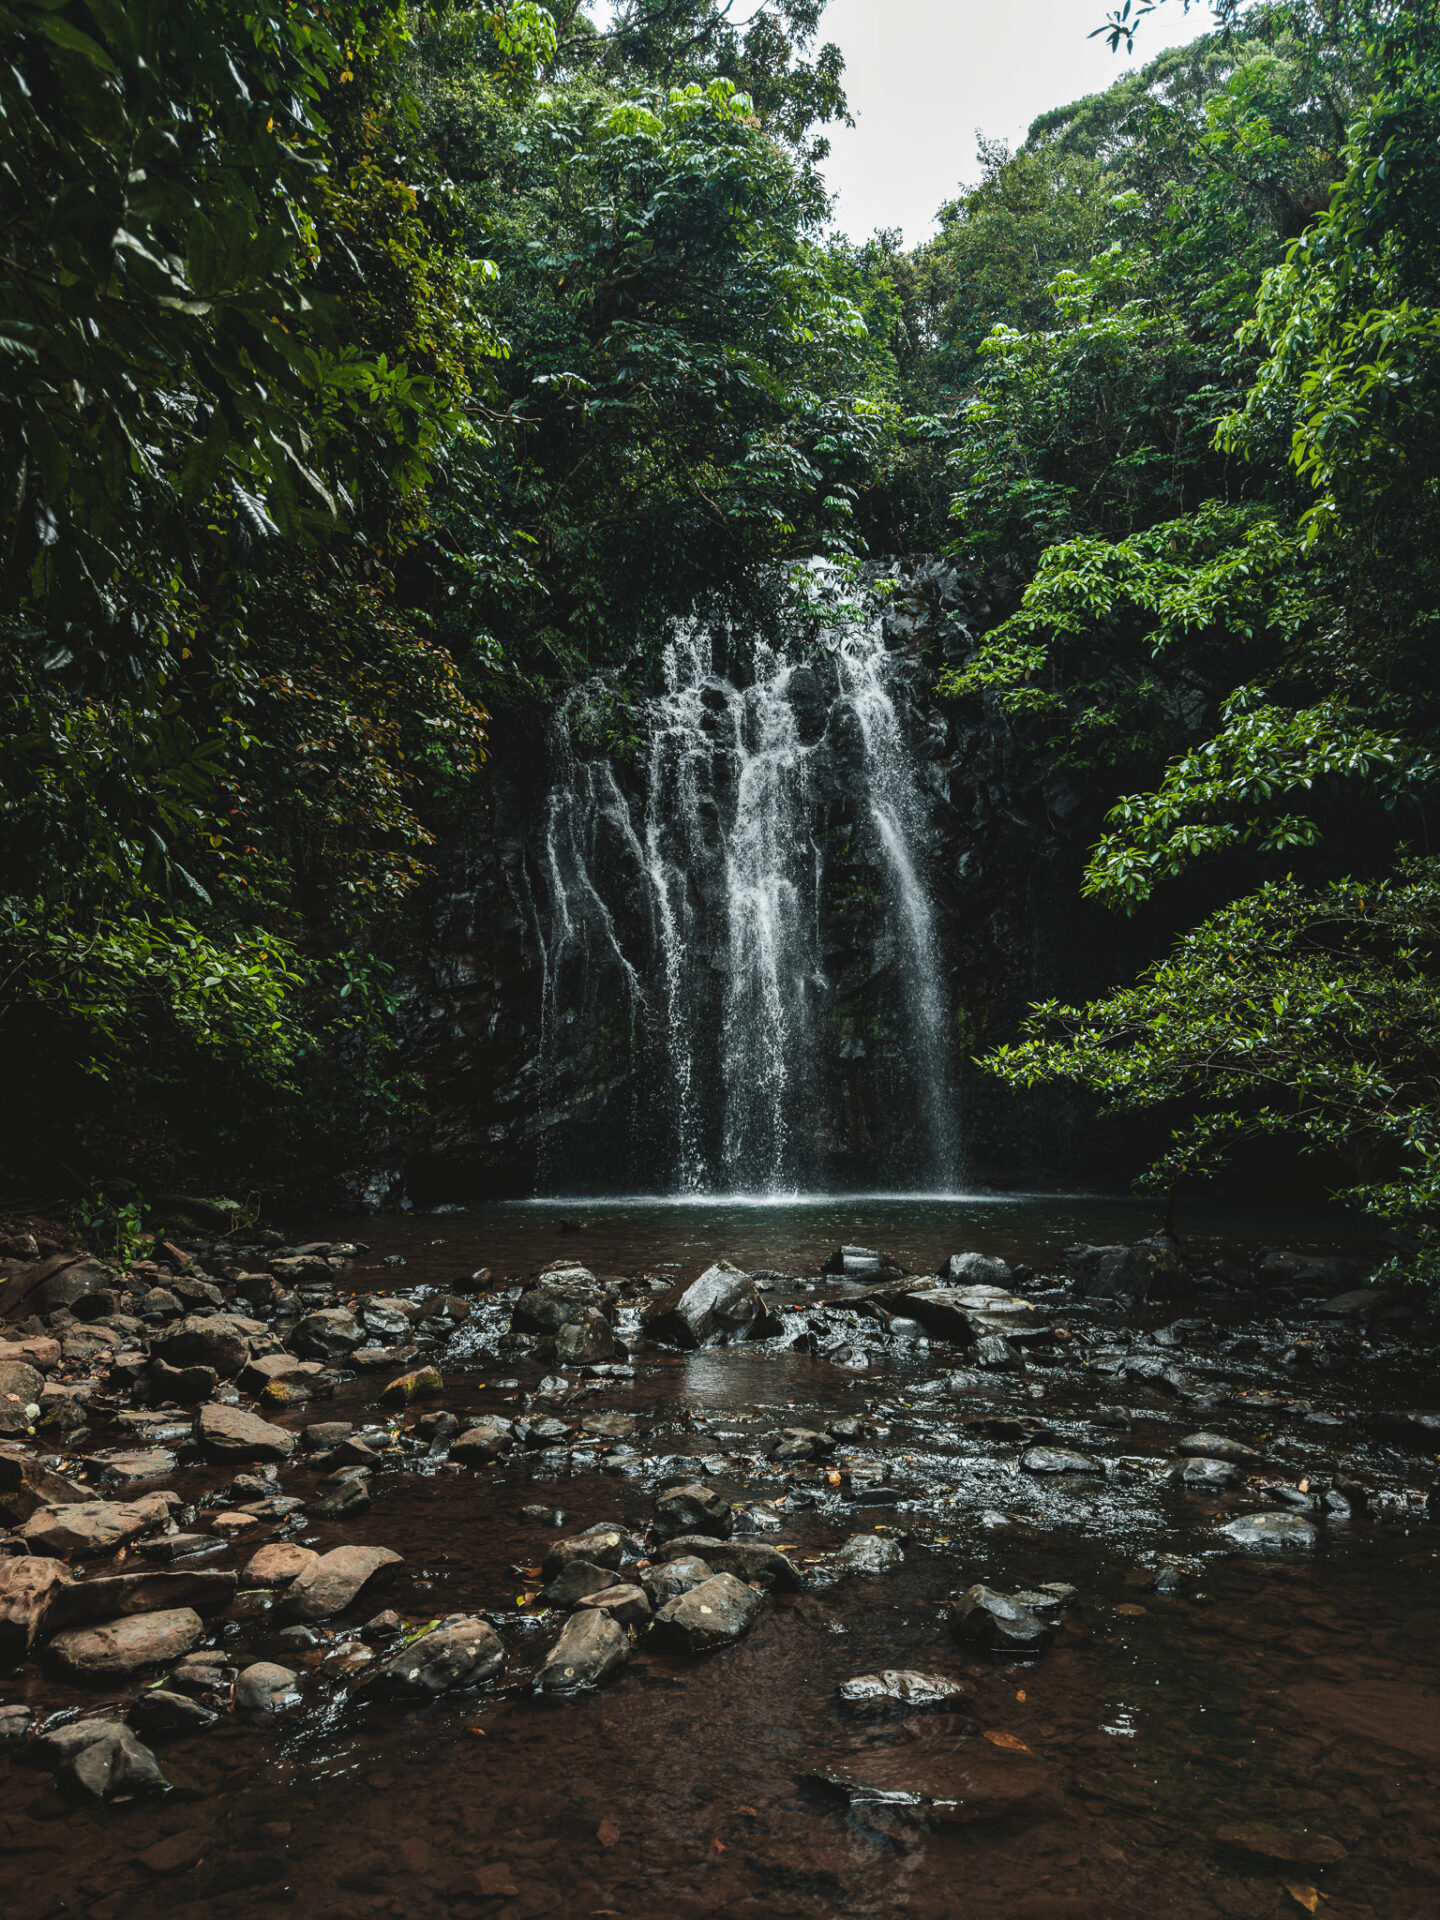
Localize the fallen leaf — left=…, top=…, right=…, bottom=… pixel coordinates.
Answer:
left=596, top=1818, right=620, bottom=1848
left=1115, top=1603, right=1147, bottom=1617
left=465, top=1726, right=487, bottom=1737
left=827, top=1471, right=842, bottom=1486
left=1285, top=1887, right=1320, bottom=1914
left=982, top=1731, right=1031, bottom=1753
left=712, top=1838, right=727, bottom=1852
left=1015, top=1690, right=1026, bottom=1703
left=735, top=1806, right=758, bottom=1817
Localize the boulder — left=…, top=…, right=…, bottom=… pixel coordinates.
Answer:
left=936, top=1252, right=1012, bottom=1287
left=0, top=1555, right=74, bottom=1657
left=534, top=1607, right=629, bottom=1692
left=290, top=1308, right=363, bottom=1363
left=652, top=1572, right=763, bottom=1654
left=244, top=1542, right=319, bottom=1587
left=234, top=1662, right=302, bottom=1713
left=153, top=1313, right=254, bottom=1377
left=48, top=1606, right=205, bottom=1679
left=541, top=1560, right=619, bottom=1609
left=239, top=1352, right=320, bottom=1395
left=52, top=1721, right=166, bottom=1799
left=653, top=1481, right=732, bottom=1539
left=554, top=1309, right=619, bottom=1365
left=576, top=1584, right=651, bottom=1629
left=542, top=1525, right=641, bottom=1577
left=358, top=1617, right=505, bottom=1699
left=450, top=1420, right=514, bottom=1465
left=653, top=1535, right=803, bottom=1591
left=834, top=1533, right=903, bottom=1576
left=1021, top=1446, right=1104, bottom=1476
left=1177, top=1431, right=1263, bottom=1466
left=897, top=1286, right=1043, bottom=1347
left=950, top=1585, right=1053, bottom=1655
left=513, top=1267, right=612, bottom=1336
left=641, top=1554, right=714, bottom=1607
left=0, top=1359, right=44, bottom=1434
left=41, top=1568, right=236, bottom=1633
left=277, top=1544, right=402, bottom=1622
left=380, top=1366, right=443, bottom=1405
left=21, top=1492, right=172, bottom=1557
left=641, top=1262, right=765, bottom=1349
left=0, top=1337, right=60, bottom=1371
left=837, top=1670, right=968, bottom=1717
left=195, top=1402, right=297, bottom=1461
left=1216, top=1512, right=1318, bottom=1554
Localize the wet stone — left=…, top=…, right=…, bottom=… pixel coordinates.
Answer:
left=1020, top=1445, right=1103, bottom=1475
left=450, top=1420, right=514, bottom=1466
left=534, top=1606, right=629, bottom=1692
left=278, top=1544, right=403, bottom=1622
left=543, top=1525, right=640, bottom=1576
left=542, top=1560, right=620, bottom=1608
left=652, top=1571, right=763, bottom=1654
left=360, top=1615, right=506, bottom=1699
left=809, top=1749, right=1059, bottom=1826
left=1173, top=1456, right=1239, bottom=1489
left=834, top=1533, right=904, bottom=1576
left=195, top=1402, right=297, bottom=1462
left=642, top=1554, right=713, bottom=1606
left=654, top=1481, right=732, bottom=1539
left=128, top=1689, right=219, bottom=1733
left=244, top=1542, right=320, bottom=1587
left=576, top=1583, right=651, bottom=1628
left=58, top=1722, right=166, bottom=1799
left=1215, top=1822, right=1347, bottom=1866
left=837, top=1670, right=969, bottom=1717
left=1217, top=1512, right=1319, bottom=1553
left=1177, top=1431, right=1263, bottom=1465
left=950, top=1585, right=1054, bottom=1656
left=48, top=1606, right=205, bottom=1679
left=655, top=1536, right=804, bottom=1591
left=235, top=1662, right=302, bottom=1713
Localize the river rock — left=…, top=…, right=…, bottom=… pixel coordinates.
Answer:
left=542, top=1560, right=620, bottom=1608
left=1177, top=1431, right=1263, bottom=1465
left=128, top=1689, right=219, bottom=1733
left=381, top=1366, right=443, bottom=1405
left=359, top=1616, right=506, bottom=1698
left=534, top=1607, right=629, bottom=1692
left=278, top=1544, right=403, bottom=1621
left=823, top=1247, right=903, bottom=1277
left=576, top=1584, right=651, bottom=1628
left=290, top=1308, right=364, bottom=1363
left=41, top=1568, right=236, bottom=1632
left=56, top=1721, right=166, bottom=1798
left=153, top=1313, right=254, bottom=1376
left=314, top=1471, right=371, bottom=1517
left=235, top=1661, right=302, bottom=1713
left=1173, top=1457, right=1239, bottom=1489
left=554, top=1309, right=619, bottom=1365
left=652, top=1571, right=762, bottom=1653
left=0, top=1448, right=96, bottom=1521
left=641, top=1261, right=765, bottom=1348
left=899, top=1285, right=1041, bottom=1347
left=937, top=1252, right=1012, bottom=1286
left=642, top=1554, right=713, bottom=1606
left=0, top=1336, right=61, bottom=1370
left=654, top=1535, right=804, bottom=1591
left=450, top=1419, right=514, bottom=1465
left=950, top=1585, right=1053, bottom=1654
left=513, top=1266, right=612, bottom=1336
left=240, top=1352, right=321, bottom=1395
left=0, top=1554, right=74, bottom=1657
left=653, top=1481, right=732, bottom=1539
left=0, top=1359, right=44, bottom=1433
left=837, top=1670, right=968, bottom=1717
left=245, top=1542, right=320, bottom=1587
left=1217, top=1512, right=1318, bottom=1553
left=835, top=1532, right=903, bottom=1576
left=542, top=1524, right=642, bottom=1576
left=1021, top=1445, right=1103, bottom=1475
left=48, top=1606, right=205, bottom=1679
left=21, top=1491, right=172, bottom=1557
left=150, top=1358, right=221, bottom=1404
left=195, top=1402, right=297, bottom=1461
left=1215, top=1821, right=1347, bottom=1865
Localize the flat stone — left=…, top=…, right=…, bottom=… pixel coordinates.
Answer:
left=0, top=1448, right=96, bottom=1521
left=653, top=1482, right=732, bottom=1539
left=41, top=1568, right=236, bottom=1633
left=1217, top=1512, right=1318, bottom=1553
left=1177, top=1431, right=1263, bottom=1465
left=243, top=1542, right=320, bottom=1587
left=652, top=1571, right=763, bottom=1654
left=1173, top=1457, right=1239, bottom=1489
left=277, top=1544, right=402, bottom=1622
left=534, top=1607, right=628, bottom=1692
left=653, top=1535, right=804, bottom=1591
left=810, top=1749, right=1059, bottom=1825
left=0, top=1555, right=74, bottom=1657
left=128, top=1689, right=218, bottom=1734
left=48, top=1606, right=205, bottom=1679
left=838, top=1670, right=969, bottom=1717
left=20, top=1492, right=172, bottom=1557
left=195, top=1402, right=297, bottom=1461
left=358, top=1616, right=506, bottom=1699
left=542, top=1526, right=642, bottom=1577
left=541, top=1560, right=619, bottom=1608
left=450, top=1420, right=513, bottom=1465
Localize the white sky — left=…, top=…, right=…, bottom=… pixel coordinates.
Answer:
left=818, top=0, right=1201, bottom=242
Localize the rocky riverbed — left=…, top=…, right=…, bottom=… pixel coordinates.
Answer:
left=0, top=1208, right=1438, bottom=1920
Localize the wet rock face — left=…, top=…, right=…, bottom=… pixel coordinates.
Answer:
left=1217, top=1512, right=1319, bottom=1554
left=837, top=1670, right=968, bottom=1717
left=642, top=1264, right=766, bottom=1350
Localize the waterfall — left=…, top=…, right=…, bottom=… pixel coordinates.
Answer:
left=528, top=611, right=961, bottom=1194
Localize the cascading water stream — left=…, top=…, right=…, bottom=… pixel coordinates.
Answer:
left=529, top=611, right=961, bottom=1194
